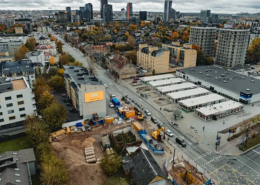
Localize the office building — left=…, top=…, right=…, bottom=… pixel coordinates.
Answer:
left=121, top=8, right=126, bottom=19
left=66, top=7, right=71, bottom=22
left=63, top=65, right=107, bottom=119
left=84, top=3, right=93, bottom=20
left=137, top=42, right=197, bottom=74
left=189, top=27, right=216, bottom=57
left=14, top=18, right=33, bottom=32
left=215, top=29, right=249, bottom=67
left=139, top=11, right=147, bottom=21
left=79, top=7, right=84, bottom=21
left=101, top=0, right=108, bottom=18
left=164, top=0, right=172, bottom=22
left=103, top=4, right=113, bottom=24
left=200, top=10, right=211, bottom=23
left=127, top=3, right=133, bottom=20
left=26, top=51, right=45, bottom=66
left=0, top=148, right=36, bottom=185
left=212, top=14, right=218, bottom=23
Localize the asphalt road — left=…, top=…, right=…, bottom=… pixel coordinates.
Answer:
left=53, top=31, right=260, bottom=184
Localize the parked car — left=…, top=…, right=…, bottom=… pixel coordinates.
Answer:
left=110, top=94, right=116, bottom=98
left=104, top=84, right=108, bottom=88
left=130, top=76, right=136, bottom=79
left=138, top=74, right=144, bottom=77
left=66, top=103, right=72, bottom=106
left=176, top=137, right=186, bottom=147
left=134, top=82, right=141, bottom=86
left=134, top=77, right=140, bottom=80
left=69, top=108, right=77, bottom=113
left=109, top=102, right=114, bottom=108
left=151, top=117, right=158, bottom=124
left=165, top=129, right=173, bottom=137
left=144, top=109, right=151, bottom=116
left=62, top=94, right=68, bottom=98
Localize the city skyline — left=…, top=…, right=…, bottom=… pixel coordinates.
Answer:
left=0, top=0, right=260, bottom=14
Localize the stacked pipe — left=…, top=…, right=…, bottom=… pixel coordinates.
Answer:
left=84, top=147, right=97, bottom=163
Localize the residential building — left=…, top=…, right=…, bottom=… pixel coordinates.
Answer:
left=103, top=4, right=113, bottom=24
left=101, top=0, right=108, bottom=18
left=189, top=27, right=216, bottom=57
left=0, top=77, right=36, bottom=135
left=163, top=0, right=175, bottom=22
left=14, top=27, right=23, bottom=34
left=121, top=8, right=126, bottom=19
left=0, top=18, right=14, bottom=28
left=85, top=25, right=95, bottom=31
left=66, top=7, right=72, bottom=22
left=249, top=33, right=260, bottom=45
left=63, top=65, right=107, bottom=119
left=250, top=21, right=260, bottom=34
left=26, top=51, right=45, bottom=66
left=200, top=10, right=211, bottom=23
left=14, top=18, right=32, bottom=32
left=109, top=55, right=137, bottom=79
left=0, top=40, right=23, bottom=56
left=35, top=44, right=57, bottom=56
left=127, top=3, right=133, bottom=20
left=216, top=29, right=249, bottom=67
left=0, top=148, right=36, bottom=185
left=139, top=11, right=147, bottom=21
left=84, top=3, right=93, bottom=20
left=0, top=51, right=13, bottom=62
left=137, top=42, right=196, bottom=74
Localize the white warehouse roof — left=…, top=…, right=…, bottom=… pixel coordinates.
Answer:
left=195, top=100, right=243, bottom=116
left=179, top=94, right=225, bottom=107
left=148, top=78, right=186, bottom=87
left=167, top=88, right=210, bottom=100
left=157, top=82, right=197, bottom=93
left=141, top=74, right=175, bottom=82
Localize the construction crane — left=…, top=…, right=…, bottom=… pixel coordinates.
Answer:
left=151, top=124, right=165, bottom=142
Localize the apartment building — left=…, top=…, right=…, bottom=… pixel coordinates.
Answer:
left=0, top=77, right=36, bottom=135
left=137, top=42, right=197, bottom=74
left=189, top=27, right=216, bottom=57
left=215, top=29, right=249, bottom=67
left=63, top=65, right=107, bottom=119
left=0, top=40, right=23, bottom=56
left=26, top=51, right=45, bottom=66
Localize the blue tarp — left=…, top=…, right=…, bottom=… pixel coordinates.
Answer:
left=76, top=122, right=83, bottom=127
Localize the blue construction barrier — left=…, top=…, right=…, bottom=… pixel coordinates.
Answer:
left=138, top=130, right=164, bottom=154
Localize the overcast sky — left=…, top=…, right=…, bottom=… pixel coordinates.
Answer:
left=0, top=0, right=260, bottom=14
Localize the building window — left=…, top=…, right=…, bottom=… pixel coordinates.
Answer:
left=9, top=116, right=16, bottom=121
left=17, top=94, right=23, bottom=98
left=8, top=110, right=14, bottom=114
left=17, top=101, right=24, bottom=105
left=0, top=112, right=2, bottom=116
left=20, top=114, right=26, bottom=118
left=0, top=119, right=4, bottom=122
left=19, top=107, right=25, bottom=111
left=6, top=103, right=13, bottom=107
left=5, top=96, right=11, bottom=100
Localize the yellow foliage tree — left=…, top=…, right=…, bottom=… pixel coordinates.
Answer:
left=192, top=44, right=201, bottom=52
left=51, top=36, right=57, bottom=43
left=196, top=20, right=200, bottom=24
left=57, top=69, right=64, bottom=75
left=114, top=29, right=117, bottom=33
left=49, top=57, right=55, bottom=65
left=125, top=31, right=129, bottom=36
left=93, top=26, right=98, bottom=31
left=170, top=32, right=179, bottom=41
left=14, top=45, right=29, bottom=61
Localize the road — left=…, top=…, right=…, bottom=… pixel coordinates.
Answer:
left=54, top=32, right=260, bottom=184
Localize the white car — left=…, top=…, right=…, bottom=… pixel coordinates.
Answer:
left=109, top=103, right=114, bottom=108
left=144, top=109, right=151, bottom=116
left=104, top=84, right=108, bottom=88
left=165, top=129, right=173, bottom=137
left=134, top=82, right=141, bottom=86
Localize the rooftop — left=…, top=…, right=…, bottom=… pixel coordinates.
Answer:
left=148, top=78, right=186, bottom=87
left=167, top=87, right=210, bottom=99
left=141, top=74, right=175, bottom=82
left=179, top=94, right=225, bottom=107
left=0, top=60, right=34, bottom=77
left=157, top=82, right=197, bottom=93
left=26, top=50, right=43, bottom=57
left=178, top=66, right=260, bottom=95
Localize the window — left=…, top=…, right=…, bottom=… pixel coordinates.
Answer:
left=9, top=116, right=16, bottom=121
left=0, top=119, right=4, bottom=122
left=5, top=96, right=11, bottom=100
left=20, top=114, right=26, bottom=118
left=6, top=103, right=13, bottom=107
left=8, top=110, right=14, bottom=114
left=19, top=107, right=25, bottom=111
left=17, top=94, right=23, bottom=98
left=17, top=101, right=24, bottom=105
left=0, top=112, right=2, bottom=116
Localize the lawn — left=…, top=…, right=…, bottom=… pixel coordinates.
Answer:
left=0, top=136, right=31, bottom=154
left=240, top=134, right=260, bottom=151
left=104, top=175, right=129, bottom=185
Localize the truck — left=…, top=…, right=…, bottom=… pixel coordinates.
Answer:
left=111, top=98, right=120, bottom=107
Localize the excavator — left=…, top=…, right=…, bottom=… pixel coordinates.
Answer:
left=151, top=124, right=165, bottom=142
left=134, top=105, right=145, bottom=121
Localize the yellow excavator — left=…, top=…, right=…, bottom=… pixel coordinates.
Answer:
left=134, top=105, right=145, bottom=121
left=151, top=125, right=165, bottom=142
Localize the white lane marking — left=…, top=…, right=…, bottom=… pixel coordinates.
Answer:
left=253, top=150, right=260, bottom=155
left=235, top=157, right=260, bottom=176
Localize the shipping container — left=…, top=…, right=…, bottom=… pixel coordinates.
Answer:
left=133, top=122, right=143, bottom=131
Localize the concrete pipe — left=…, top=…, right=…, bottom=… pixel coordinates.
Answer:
left=87, top=158, right=97, bottom=163
left=86, top=155, right=96, bottom=160
left=85, top=151, right=95, bottom=156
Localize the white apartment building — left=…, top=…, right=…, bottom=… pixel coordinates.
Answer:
left=215, top=29, right=249, bottom=67
left=0, top=77, right=36, bottom=135
left=26, top=51, right=45, bottom=66
left=189, top=27, right=216, bottom=57
left=248, top=34, right=260, bottom=46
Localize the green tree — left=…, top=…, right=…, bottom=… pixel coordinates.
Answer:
left=57, top=41, right=63, bottom=53
left=38, top=91, right=54, bottom=109
left=48, top=75, right=65, bottom=90
left=36, top=142, right=53, bottom=163
left=25, top=38, right=36, bottom=51
left=100, top=154, right=121, bottom=176
left=68, top=60, right=83, bottom=67
left=125, top=50, right=137, bottom=65
left=48, top=33, right=52, bottom=38
left=152, top=69, right=156, bottom=75
left=59, top=54, right=70, bottom=67
left=42, top=101, right=67, bottom=131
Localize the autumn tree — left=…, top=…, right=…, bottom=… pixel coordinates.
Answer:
left=25, top=37, right=36, bottom=51
left=42, top=101, right=67, bottom=131
left=182, top=31, right=189, bottom=43
left=248, top=38, right=260, bottom=63
left=48, top=33, right=52, bottom=38
left=100, top=154, right=121, bottom=176
left=127, top=35, right=135, bottom=46
left=38, top=91, right=54, bottom=109
left=214, top=41, right=218, bottom=56
left=125, top=50, right=137, bottom=65
left=48, top=75, right=65, bottom=90
left=57, top=41, right=63, bottom=53
left=59, top=54, right=70, bottom=67
left=170, top=19, right=174, bottom=24
left=192, top=44, right=201, bottom=52
left=64, top=33, right=68, bottom=42
left=51, top=36, right=57, bottom=43
left=14, top=45, right=29, bottom=61
left=68, top=60, right=83, bottom=67
left=170, top=32, right=179, bottom=41
left=57, top=69, right=64, bottom=75
left=49, top=57, right=56, bottom=65
left=36, top=142, right=53, bottom=163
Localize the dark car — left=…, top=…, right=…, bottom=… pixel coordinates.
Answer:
left=130, top=76, right=136, bottom=79
left=176, top=137, right=186, bottom=147
left=138, top=74, right=144, bottom=77
left=151, top=117, right=158, bottom=124
left=62, top=94, right=68, bottom=98
left=69, top=108, right=77, bottom=113
left=66, top=103, right=72, bottom=106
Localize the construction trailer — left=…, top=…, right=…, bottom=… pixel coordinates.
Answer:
left=117, top=106, right=135, bottom=119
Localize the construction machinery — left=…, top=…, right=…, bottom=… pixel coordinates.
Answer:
left=134, top=106, right=145, bottom=121
left=151, top=124, right=165, bottom=142
left=117, top=105, right=135, bottom=119
left=49, top=128, right=69, bottom=142
left=91, top=113, right=105, bottom=125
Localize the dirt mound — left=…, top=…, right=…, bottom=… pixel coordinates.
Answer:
left=82, top=137, right=96, bottom=148
left=70, top=139, right=82, bottom=147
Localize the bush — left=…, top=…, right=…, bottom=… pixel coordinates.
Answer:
left=100, top=154, right=121, bottom=176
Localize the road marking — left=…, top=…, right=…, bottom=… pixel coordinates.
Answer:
left=253, top=150, right=260, bottom=155
left=235, top=157, right=260, bottom=176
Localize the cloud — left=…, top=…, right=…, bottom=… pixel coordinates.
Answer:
left=0, top=0, right=259, bottom=13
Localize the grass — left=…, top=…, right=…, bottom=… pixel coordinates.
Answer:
left=104, top=175, right=129, bottom=185
left=31, top=173, right=41, bottom=185
left=239, top=134, right=260, bottom=151
left=181, top=108, right=194, bottom=113
left=0, top=136, right=31, bottom=154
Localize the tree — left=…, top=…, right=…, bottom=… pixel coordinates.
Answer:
left=68, top=60, right=83, bottom=67
left=192, top=44, right=201, bottom=52
left=14, top=45, right=29, bottom=61
left=48, top=75, right=65, bottom=90
left=36, top=142, right=53, bottom=163
left=42, top=101, right=67, bottom=131
left=51, top=36, right=57, bottom=43
left=125, top=50, right=137, bottom=65
left=100, top=154, right=121, bottom=176
left=127, top=35, right=135, bottom=46
left=49, top=57, right=56, bottom=65
left=248, top=38, right=260, bottom=63
left=48, top=33, right=52, bottom=38
left=25, top=38, right=36, bottom=51
left=170, top=32, right=179, bottom=41
left=59, top=54, right=70, bottom=67
left=64, top=33, right=68, bottom=42
left=114, top=29, right=117, bottom=33
left=169, top=19, right=174, bottom=24
left=152, top=69, right=155, bottom=75
left=88, top=59, right=97, bottom=77
left=57, top=41, right=63, bottom=53
left=57, top=69, right=64, bottom=75
left=214, top=41, right=218, bottom=55
left=38, top=91, right=54, bottom=109
left=207, top=57, right=214, bottom=65
left=93, top=26, right=98, bottom=31
left=196, top=20, right=200, bottom=24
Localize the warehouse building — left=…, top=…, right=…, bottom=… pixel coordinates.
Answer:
left=156, top=82, right=197, bottom=94
left=148, top=78, right=186, bottom=89
left=140, top=74, right=175, bottom=84
left=64, top=65, right=107, bottom=119
left=179, top=94, right=225, bottom=111
left=176, top=66, right=260, bottom=104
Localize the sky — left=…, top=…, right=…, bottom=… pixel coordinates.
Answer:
left=0, top=0, right=260, bottom=14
